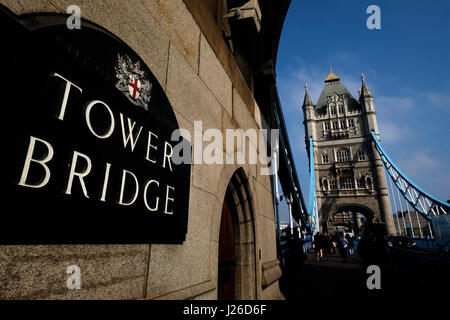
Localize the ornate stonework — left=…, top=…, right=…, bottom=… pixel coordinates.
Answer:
left=302, top=71, right=395, bottom=235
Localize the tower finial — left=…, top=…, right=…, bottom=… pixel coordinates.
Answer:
left=303, top=82, right=313, bottom=108
left=325, top=67, right=339, bottom=83
left=360, top=72, right=373, bottom=98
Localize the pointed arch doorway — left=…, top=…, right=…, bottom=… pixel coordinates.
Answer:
left=218, top=192, right=235, bottom=300
left=217, top=169, right=257, bottom=300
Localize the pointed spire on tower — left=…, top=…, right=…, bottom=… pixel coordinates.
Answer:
left=303, top=82, right=314, bottom=108
left=360, top=73, right=373, bottom=99
left=325, top=67, right=340, bottom=83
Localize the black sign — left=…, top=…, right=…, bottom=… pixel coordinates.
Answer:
left=0, top=9, right=191, bottom=244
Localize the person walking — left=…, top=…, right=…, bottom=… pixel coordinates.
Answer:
left=331, top=234, right=338, bottom=254
left=345, top=233, right=355, bottom=257
left=324, top=232, right=332, bottom=254
left=314, top=232, right=324, bottom=262
left=338, top=233, right=349, bottom=262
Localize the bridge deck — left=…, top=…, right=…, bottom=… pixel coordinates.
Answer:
left=281, top=250, right=450, bottom=300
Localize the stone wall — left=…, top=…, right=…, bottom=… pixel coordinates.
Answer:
left=0, top=0, right=283, bottom=300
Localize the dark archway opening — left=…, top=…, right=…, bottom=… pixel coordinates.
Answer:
left=325, top=205, right=376, bottom=237
left=217, top=168, right=257, bottom=300
left=218, top=191, right=236, bottom=300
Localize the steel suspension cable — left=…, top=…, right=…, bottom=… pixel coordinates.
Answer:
left=405, top=201, right=415, bottom=238
left=396, top=185, right=408, bottom=235
left=389, top=175, right=402, bottom=235
left=415, top=210, right=423, bottom=238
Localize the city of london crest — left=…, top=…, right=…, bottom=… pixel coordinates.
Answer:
left=115, top=54, right=153, bottom=110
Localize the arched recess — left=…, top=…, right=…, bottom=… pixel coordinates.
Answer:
left=217, top=168, right=257, bottom=300
left=325, top=203, right=376, bottom=234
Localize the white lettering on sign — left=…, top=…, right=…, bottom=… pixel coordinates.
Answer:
left=16, top=73, right=178, bottom=216
left=164, top=185, right=175, bottom=215
left=118, top=169, right=140, bottom=206
left=18, top=136, right=54, bottom=189
left=85, top=100, right=115, bottom=139
left=143, top=180, right=160, bottom=212
left=65, top=151, right=92, bottom=198
left=51, top=73, right=83, bottom=120
left=120, top=113, right=143, bottom=152
left=100, top=163, right=112, bottom=202
left=146, top=131, right=159, bottom=164
left=163, top=141, right=174, bottom=172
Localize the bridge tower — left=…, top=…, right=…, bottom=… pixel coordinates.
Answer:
left=302, top=69, right=395, bottom=236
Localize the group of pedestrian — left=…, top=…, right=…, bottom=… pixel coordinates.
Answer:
left=313, top=232, right=335, bottom=262
left=313, top=231, right=357, bottom=262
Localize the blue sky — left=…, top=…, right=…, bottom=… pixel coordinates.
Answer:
left=276, top=0, right=450, bottom=223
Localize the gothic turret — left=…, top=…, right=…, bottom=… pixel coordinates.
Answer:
left=302, top=83, right=314, bottom=109
left=302, top=83, right=316, bottom=143
left=360, top=73, right=373, bottom=99
left=359, top=74, right=379, bottom=135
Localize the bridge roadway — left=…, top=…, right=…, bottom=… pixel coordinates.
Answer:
left=280, top=247, right=450, bottom=301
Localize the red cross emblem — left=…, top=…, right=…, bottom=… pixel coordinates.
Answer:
left=128, top=75, right=141, bottom=100
left=116, top=54, right=152, bottom=110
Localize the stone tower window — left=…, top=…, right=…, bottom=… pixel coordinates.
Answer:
left=338, top=104, right=344, bottom=114
left=322, top=178, right=329, bottom=191
left=329, top=179, right=337, bottom=190
left=330, top=105, right=337, bottom=115
left=322, top=154, right=329, bottom=164
left=324, top=122, right=330, bottom=131
left=365, top=176, right=373, bottom=189
left=357, top=177, right=366, bottom=189
left=336, top=148, right=350, bottom=162
left=358, top=152, right=366, bottom=161
left=339, top=177, right=355, bottom=190
left=349, top=119, right=355, bottom=128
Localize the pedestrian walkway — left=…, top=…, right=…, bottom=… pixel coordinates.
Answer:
left=281, top=242, right=450, bottom=302
left=294, top=252, right=368, bottom=299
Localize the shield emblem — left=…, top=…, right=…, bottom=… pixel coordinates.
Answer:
left=128, top=75, right=142, bottom=100
left=115, top=54, right=153, bottom=110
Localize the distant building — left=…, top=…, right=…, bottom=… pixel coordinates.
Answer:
left=393, top=211, right=431, bottom=238
left=302, top=69, right=395, bottom=236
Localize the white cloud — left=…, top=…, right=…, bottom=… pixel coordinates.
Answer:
left=398, top=152, right=439, bottom=178
left=426, top=92, right=450, bottom=109
left=378, top=121, right=410, bottom=143
left=376, top=96, right=416, bottom=113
